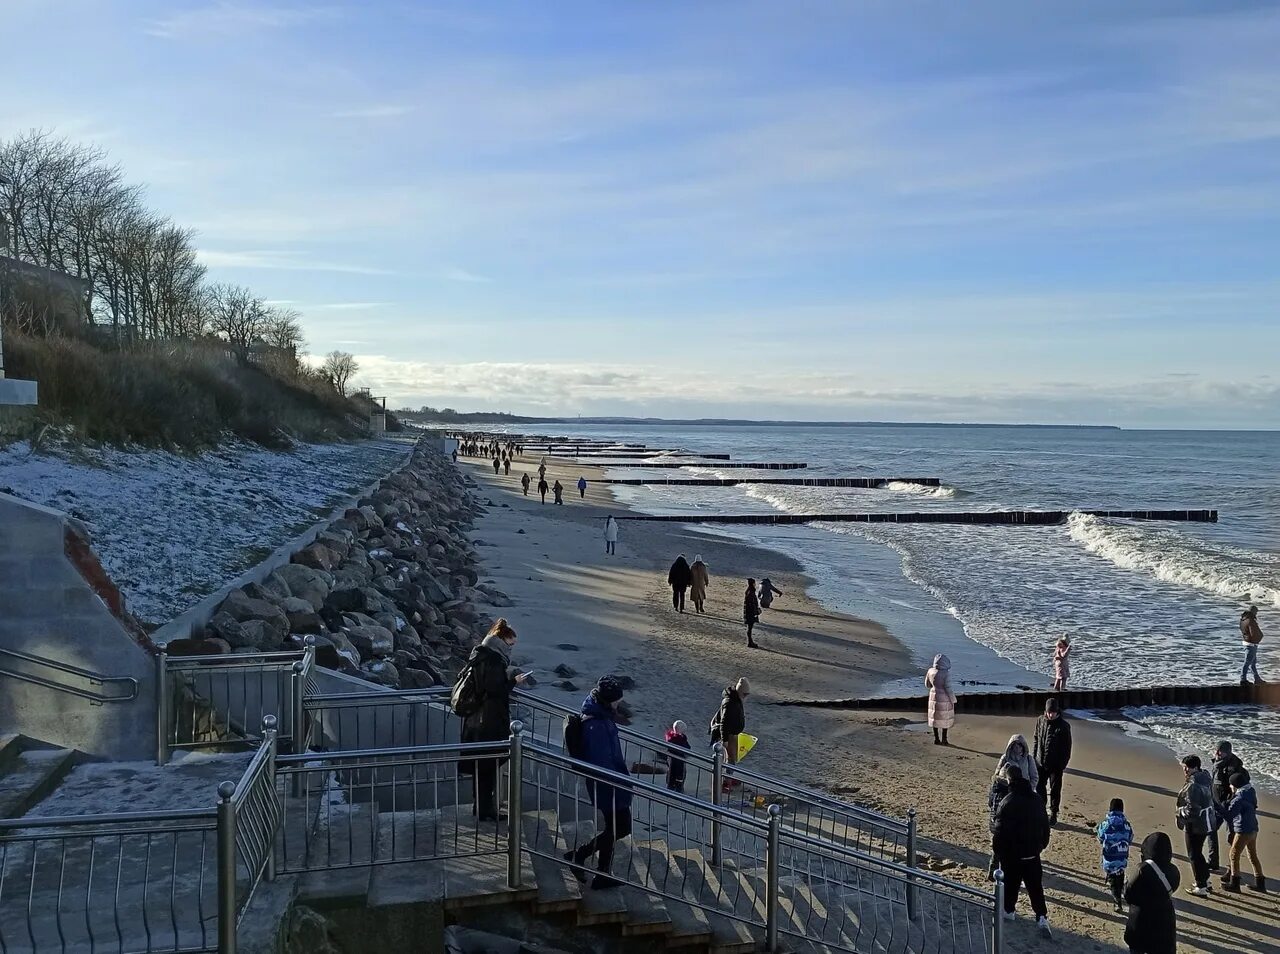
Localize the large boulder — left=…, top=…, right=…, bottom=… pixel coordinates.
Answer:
left=279, top=597, right=324, bottom=634
left=345, top=624, right=394, bottom=659
left=271, top=564, right=332, bottom=610
left=163, top=636, right=231, bottom=656
left=217, top=590, right=289, bottom=644
left=324, top=587, right=365, bottom=614
left=293, top=542, right=340, bottom=572
left=360, top=659, right=400, bottom=688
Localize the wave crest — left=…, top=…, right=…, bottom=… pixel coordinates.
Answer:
left=885, top=480, right=959, bottom=499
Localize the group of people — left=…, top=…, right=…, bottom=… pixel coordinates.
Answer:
left=453, top=436, right=524, bottom=460
left=665, top=554, right=783, bottom=648
left=1176, top=743, right=1267, bottom=897
left=514, top=461, right=589, bottom=505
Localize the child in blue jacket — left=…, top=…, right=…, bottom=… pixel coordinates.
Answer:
left=1097, top=797, right=1135, bottom=912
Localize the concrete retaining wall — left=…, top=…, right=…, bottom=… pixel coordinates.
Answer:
left=0, top=492, right=155, bottom=760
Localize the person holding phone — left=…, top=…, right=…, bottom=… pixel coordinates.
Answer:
left=460, top=618, right=529, bottom=822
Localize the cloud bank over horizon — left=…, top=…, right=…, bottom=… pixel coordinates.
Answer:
left=3, top=1, right=1279, bottom=427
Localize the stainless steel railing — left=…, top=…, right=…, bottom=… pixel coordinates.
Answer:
left=156, top=638, right=316, bottom=764
left=0, top=647, right=139, bottom=705
left=0, top=716, right=282, bottom=954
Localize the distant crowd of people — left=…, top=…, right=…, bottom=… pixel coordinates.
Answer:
left=666, top=554, right=782, bottom=649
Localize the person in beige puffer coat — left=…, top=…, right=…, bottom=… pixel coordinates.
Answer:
left=925, top=653, right=957, bottom=746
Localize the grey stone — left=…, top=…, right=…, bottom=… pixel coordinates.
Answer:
left=345, top=624, right=394, bottom=658
left=552, top=663, right=577, bottom=678
left=360, top=659, right=400, bottom=688
left=271, top=564, right=332, bottom=610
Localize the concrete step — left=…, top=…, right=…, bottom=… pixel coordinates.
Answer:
left=0, top=734, right=30, bottom=773
left=630, top=839, right=713, bottom=949
left=0, top=748, right=77, bottom=817
left=522, top=809, right=583, bottom=914
left=559, top=820, right=627, bottom=926
left=436, top=806, right=537, bottom=911
left=617, top=837, right=674, bottom=937
left=668, top=849, right=760, bottom=954
left=297, top=803, right=376, bottom=907
left=368, top=812, right=443, bottom=908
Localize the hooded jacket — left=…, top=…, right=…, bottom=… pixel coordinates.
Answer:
left=1222, top=782, right=1259, bottom=836
left=1033, top=711, right=1073, bottom=771
left=579, top=694, right=632, bottom=812
left=689, top=560, right=710, bottom=601
left=1240, top=611, right=1264, bottom=645
left=710, top=687, right=745, bottom=742
left=1097, top=810, right=1134, bottom=874
left=1124, top=832, right=1180, bottom=954
left=665, top=728, right=690, bottom=789
left=1176, top=768, right=1216, bottom=835
left=668, top=557, right=692, bottom=589
left=995, top=734, right=1039, bottom=792
left=991, top=777, right=1051, bottom=861
left=924, top=654, right=956, bottom=730
left=1211, top=751, right=1244, bottom=805
left=759, top=579, right=782, bottom=608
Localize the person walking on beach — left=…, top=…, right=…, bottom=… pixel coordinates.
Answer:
left=452, top=448, right=458, bottom=463
left=988, top=735, right=1039, bottom=878
left=1053, top=637, right=1071, bottom=691
left=553, top=480, right=564, bottom=505
left=744, top=578, right=761, bottom=647
left=577, top=476, right=587, bottom=499
left=1176, top=754, right=1216, bottom=896
left=493, top=456, right=501, bottom=475
left=1220, top=771, right=1266, bottom=893
left=992, top=764, right=1053, bottom=937
left=1096, top=797, right=1135, bottom=913
left=1034, top=698, right=1073, bottom=827
left=456, top=618, right=528, bottom=821
left=668, top=555, right=692, bottom=612
left=521, top=472, right=531, bottom=496
left=563, top=676, right=632, bottom=890
left=665, top=720, right=691, bottom=793
left=537, top=478, right=549, bottom=503
left=758, top=577, right=784, bottom=611
left=604, top=515, right=618, bottom=555
left=1124, top=832, right=1181, bottom=954
left=503, top=456, right=511, bottom=475
left=1208, top=740, right=1244, bottom=873
left=538, top=461, right=547, bottom=482
left=689, top=555, right=709, bottom=614
left=1240, top=605, right=1264, bottom=685
left=710, top=678, right=749, bottom=778
left=925, top=653, right=956, bottom=746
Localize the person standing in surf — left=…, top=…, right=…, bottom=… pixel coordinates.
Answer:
left=1053, top=637, right=1071, bottom=691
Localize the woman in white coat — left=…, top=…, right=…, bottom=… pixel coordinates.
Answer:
left=925, top=653, right=956, bottom=746
left=604, top=515, right=619, bottom=556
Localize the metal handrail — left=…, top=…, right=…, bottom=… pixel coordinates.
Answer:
left=0, top=646, right=139, bottom=704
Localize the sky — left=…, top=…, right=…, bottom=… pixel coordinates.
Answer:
left=3, top=0, right=1279, bottom=428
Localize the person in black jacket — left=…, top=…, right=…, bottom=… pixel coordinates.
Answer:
left=459, top=618, right=528, bottom=821
left=668, top=555, right=692, bottom=612
left=744, top=579, right=761, bottom=648
left=992, top=765, right=1053, bottom=937
left=1033, top=698, right=1073, bottom=827
left=1207, top=740, right=1244, bottom=872
left=710, top=678, right=750, bottom=784
left=1124, top=831, right=1181, bottom=954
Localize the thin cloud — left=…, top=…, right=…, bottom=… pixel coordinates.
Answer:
left=196, top=249, right=394, bottom=275
left=439, top=266, right=491, bottom=284
left=144, top=2, right=337, bottom=39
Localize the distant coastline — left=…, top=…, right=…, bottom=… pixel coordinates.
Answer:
left=406, top=412, right=1121, bottom=430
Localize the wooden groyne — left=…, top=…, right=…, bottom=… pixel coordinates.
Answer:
left=570, top=452, right=734, bottom=460
left=597, top=477, right=941, bottom=488
left=616, top=509, right=1217, bottom=524
left=598, top=462, right=810, bottom=470
left=776, top=681, right=1280, bottom=714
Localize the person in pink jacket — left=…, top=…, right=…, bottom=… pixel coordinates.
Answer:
left=1053, top=637, right=1071, bottom=691
left=926, top=654, right=957, bottom=746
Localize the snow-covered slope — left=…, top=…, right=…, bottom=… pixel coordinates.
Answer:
left=0, top=437, right=414, bottom=624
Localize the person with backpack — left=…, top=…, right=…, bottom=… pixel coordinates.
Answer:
left=1124, top=832, right=1181, bottom=954
left=1207, top=739, right=1244, bottom=873
left=1240, top=605, right=1264, bottom=685
left=991, top=764, right=1053, bottom=937
left=454, top=619, right=528, bottom=822
left=665, top=720, right=691, bottom=793
left=562, top=677, right=632, bottom=890
left=1033, top=698, right=1073, bottom=827
left=1176, top=754, right=1215, bottom=896
left=1096, top=797, right=1135, bottom=912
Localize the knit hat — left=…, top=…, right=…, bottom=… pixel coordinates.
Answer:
left=1230, top=771, right=1250, bottom=788
left=1045, top=698, right=1060, bottom=714
left=593, top=676, right=624, bottom=705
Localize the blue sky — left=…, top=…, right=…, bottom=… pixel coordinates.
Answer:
left=4, top=0, right=1279, bottom=426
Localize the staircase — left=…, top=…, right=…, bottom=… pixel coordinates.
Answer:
left=0, top=733, right=79, bottom=817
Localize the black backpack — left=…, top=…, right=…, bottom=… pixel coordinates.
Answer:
left=450, top=661, right=481, bottom=718
left=563, top=713, right=586, bottom=759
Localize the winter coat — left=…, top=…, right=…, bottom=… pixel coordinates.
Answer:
left=577, top=478, right=587, bottom=492
left=1176, top=768, right=1216, bottom=836
left=991, top=778, right=1051, bottom=861
left=1211, top=752, right=1244, bottom=806
left=744, top=587, right=760, bottom=625
left=1124, top=832, right=1180, bottom=954
left=1053, top=643, right=1071, bottom=681
left=987, top=776, right=1010, bottom=834
left=604, top=519, right=619, bottom=543
left=579, top=696, right=632, bottom=813
left=759, top=579, right=782, bottom=608
left=689, top=561, right=709, bottom=602
left=668, top=557, right=692, bottom=589
left=459, top=642, right=515, bottom=775
left=1222, top=783, right=1259, bottom=836
left=665, top=729, right=690, bottom=790
left=995, top=734, right=1039, bottom=792
left=1240, top=612, right=1264, bottom=645
left=710, top=688, right=745, bottom=743
left=1097, top=811, right=1134, bottom=874
left=925, top=654, right=956, bottom=730
left=1033, top=713, right=1073, bottom=772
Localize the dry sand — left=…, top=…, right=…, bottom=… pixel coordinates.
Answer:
left=461, top=452, right=1279, bottom=954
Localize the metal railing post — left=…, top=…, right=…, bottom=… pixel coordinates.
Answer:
left=906, top=806, right=918, bottom=919
left=711, top=741, right=724, bottom=866
left=992, top=868, right=1004, bottom=954
left=262, top=715, right=278, bottom=882
left=216, top=780, right=238, bottom=954
left=290, top=662, right=307, bottom=755
left=155, top=650, right=170, bottom=765
left=507, top=720, right=524, bottom=888
left=765, top=803, right=782, bottom=953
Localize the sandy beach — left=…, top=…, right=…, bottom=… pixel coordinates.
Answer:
left=460, top=451, right=1279, bottom=954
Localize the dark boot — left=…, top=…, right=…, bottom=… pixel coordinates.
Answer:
left=941, top=729, right=950, bottom=746
left=1224, top=875, right=1241, bottom=893
left=1249, top=876, right=1267, bottom=893
left=933, top=729, right=942, bottom=746
left=563, top=842, right=593, bottom=883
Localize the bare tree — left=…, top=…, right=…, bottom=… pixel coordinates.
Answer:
left=321, top=350, right=359, bottom=396
left=207, top=283, right=265, bottom=352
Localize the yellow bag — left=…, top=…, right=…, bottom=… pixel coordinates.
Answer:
left=737, top=734, right=758, bottom=760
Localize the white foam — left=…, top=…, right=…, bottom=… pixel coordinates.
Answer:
left=1067, top=513, right=1280, bottom=608
left=885, top=481, right=958, bottom=499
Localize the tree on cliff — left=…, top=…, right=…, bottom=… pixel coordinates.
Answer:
left=322, top=350, right=359, bottom=396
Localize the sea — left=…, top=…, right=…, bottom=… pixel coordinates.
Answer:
left=505, top=423, right=1280, bottom=792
